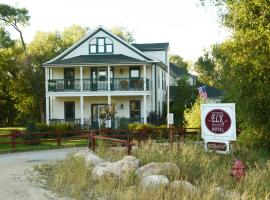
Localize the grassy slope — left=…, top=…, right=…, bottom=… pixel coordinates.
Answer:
left=34, top=142, right=270, bottom=200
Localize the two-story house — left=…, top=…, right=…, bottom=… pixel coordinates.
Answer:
left=44, top=26, right=177, bottom=129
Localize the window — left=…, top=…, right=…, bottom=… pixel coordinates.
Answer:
left=130, top=67, right=140, bottom=78
left=64, top=102, right=75, bottom=121
left=130, top=100, right=141, bottom=118
left=89, top=37, right=113, bottom=54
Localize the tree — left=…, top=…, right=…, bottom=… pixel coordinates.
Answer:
left=170, top=79, right=197, bottom=125
left=184, top=97, right=203, bottom=128
left=0, top=27, right=14, bottom=48
left=170, top=54, right=188, bottom=73
left=0, top=4, right=30, bottom=63
left=201, top=0, right=270, bottom=147
left=110, top=26, right=135, bottom=43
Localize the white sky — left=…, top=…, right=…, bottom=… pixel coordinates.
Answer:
left=1, top=0, right=228, bottom=61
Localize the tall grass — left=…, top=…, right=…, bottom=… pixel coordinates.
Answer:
left=34, top=142, right=270, bottom=200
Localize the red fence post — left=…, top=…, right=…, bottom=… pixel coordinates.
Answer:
left=11, top=130, right=16, bottom=151
left=179, top=127, right=185, bottom=144
left=126, top=134, right=131, bottom=155
left=56, top=130, right=61, bottom=146
left=91, top=131, right=96, bottom=152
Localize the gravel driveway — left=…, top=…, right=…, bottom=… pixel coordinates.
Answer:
left=0, top=148, right=82, bottom=200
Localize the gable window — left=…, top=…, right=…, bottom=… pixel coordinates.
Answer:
left=89, top=37, right=113, bottom=54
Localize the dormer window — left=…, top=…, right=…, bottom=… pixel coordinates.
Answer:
left=89, top=37, right=113, bottom=54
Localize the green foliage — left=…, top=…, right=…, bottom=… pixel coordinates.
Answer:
left=0, top=27, right=14, bottom=48
left=110, top=26, right=135, bottom=43
left=169, top=54, right=188, bottom=73
left=128, top=123, right=167, bottom=140
left=170, top=79, right=197, bottom=125
left=184, top=97, right=203, bottom=128
left=200, top=0, right=270, bottom=147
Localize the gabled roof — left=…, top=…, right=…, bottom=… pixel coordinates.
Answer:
left=45, top=54, right=147, bottom=66
left=132, top=43, right=169, bottom=51
left=44, top=26, right=153, bottom=66
left=169, top=62, right=194, bottom=78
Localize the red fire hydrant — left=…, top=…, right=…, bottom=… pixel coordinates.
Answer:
left=230, top=159, right=245, bottom=181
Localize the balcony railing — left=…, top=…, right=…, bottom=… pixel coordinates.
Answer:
left=48, top=79, right=80, bottom=91
left=48, top=78, right=149, bottom=92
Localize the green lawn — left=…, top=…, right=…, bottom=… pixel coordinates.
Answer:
left=0, top=127, right=89, bottom=153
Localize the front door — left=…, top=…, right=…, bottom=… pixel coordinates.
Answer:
left=91, top=104, right=106, bottom=129
left=64, top=68, right=75, bottom=90
left=130, top=100, right=141, bottom=122
left=64, top=101, right=75, bottom=122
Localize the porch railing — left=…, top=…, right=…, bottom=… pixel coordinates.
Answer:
left=48, top=78, right=149, bottom=92
left=48, top=79, right=80, bottom=91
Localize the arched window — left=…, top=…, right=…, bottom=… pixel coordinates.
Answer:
left=89, top=37, right=113, bottom=54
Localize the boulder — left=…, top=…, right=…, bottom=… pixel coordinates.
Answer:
left=170, top=180, right=196, bottom=193
left=74, top=149, right=105, bottom=167
left=136, top=162, right=179, bottom=178
left=215, top=187, right=240, bottom=199
left=140, top=175, right=169, bottom=188
left=92, top=155, right=140, bottom=179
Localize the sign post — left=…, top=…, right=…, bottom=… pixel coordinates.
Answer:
left=201, top=103, right=236, bottom=154
left=167, top=113, right=174, bottom=145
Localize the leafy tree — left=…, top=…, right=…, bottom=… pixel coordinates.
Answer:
left=110, top=26, right=135, bottom=43
left=0, top=4, right=30, bottom=63
left=170, top=54, right=188, bottom=73
left=170, top=79, right=197, bottom=125
left=201, top=0, right=270, bottom=147
left=184, top=97, right=203, bottom=128
left=0, top=27, right=14, bottom=48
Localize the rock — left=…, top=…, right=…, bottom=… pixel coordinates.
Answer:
left=74, top=149, right=105, bottom=167
left=92, top=155, right=139, bottom=179
left=136, top=162, right=179, bottom=178
left=140, top=175, right=169, bottom=188
left=215, top=187, right=240, bottom=199
left=170, top=180, right=196, bottom=193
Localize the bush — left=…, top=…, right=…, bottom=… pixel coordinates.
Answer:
left=184, top=97, right=203, bottom=128
left=23, top=121, right=41, bottom=145
left=128, top=123, right=168, bottom=140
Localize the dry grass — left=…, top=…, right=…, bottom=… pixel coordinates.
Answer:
left=34, top=141, right=270, bottom=200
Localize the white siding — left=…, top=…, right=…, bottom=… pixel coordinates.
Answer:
left=62, top=30, right=147, bottom=61
left=143, top=51, right=167, bottom=64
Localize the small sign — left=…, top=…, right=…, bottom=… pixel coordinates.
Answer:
left=201, top=103, right=236, bottom=154
left=167, top=113, right=174, bottom=125
left=207, top=142, right=227, bottom=151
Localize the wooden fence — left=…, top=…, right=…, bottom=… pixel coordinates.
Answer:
left=0, top=127, right=201, bottom=153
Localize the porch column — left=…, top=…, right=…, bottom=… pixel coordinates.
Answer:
left=107, top=66, right=111, bottom=91
left=45, top=67, right=48, bottom=92
left=107, top=95, right=112, bottom=128
left=80, top=66, right=83, bottom=91
left=46, top=96, right=49, bottom=125
left=50, top=97, right=53, bottom=119
left=143, top=95, right=147, bottom=124
left=80, top=96, right=84, bottom=126
left=143, top=65, right=146, bottom=91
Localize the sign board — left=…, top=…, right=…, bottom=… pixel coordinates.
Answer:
left=201, top=103, right=236, bottom=153
left=167, top=113, right=174, bottom=125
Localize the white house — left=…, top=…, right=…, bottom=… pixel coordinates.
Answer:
left=44, top=26, right=178, bottom=129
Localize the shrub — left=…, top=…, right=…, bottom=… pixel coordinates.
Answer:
left=23, top=121, right=41, bottom=145
left=184, top=97, right=203, bottom=128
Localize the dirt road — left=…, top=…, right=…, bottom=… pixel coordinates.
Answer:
left=0, top=148, right=81, bottom=200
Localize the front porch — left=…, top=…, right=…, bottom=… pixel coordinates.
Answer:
left=46, top=95, right=151, bottom=129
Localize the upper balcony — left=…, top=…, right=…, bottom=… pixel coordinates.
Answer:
left=48, top=78, right=149, bottom=92
left=45, top=64, right=151, bottom=94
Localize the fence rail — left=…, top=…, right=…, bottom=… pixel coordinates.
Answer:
left=0, top=128, right=202, bottom=153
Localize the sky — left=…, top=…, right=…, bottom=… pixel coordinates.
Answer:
left=1, top=0, right=228, bottom=61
